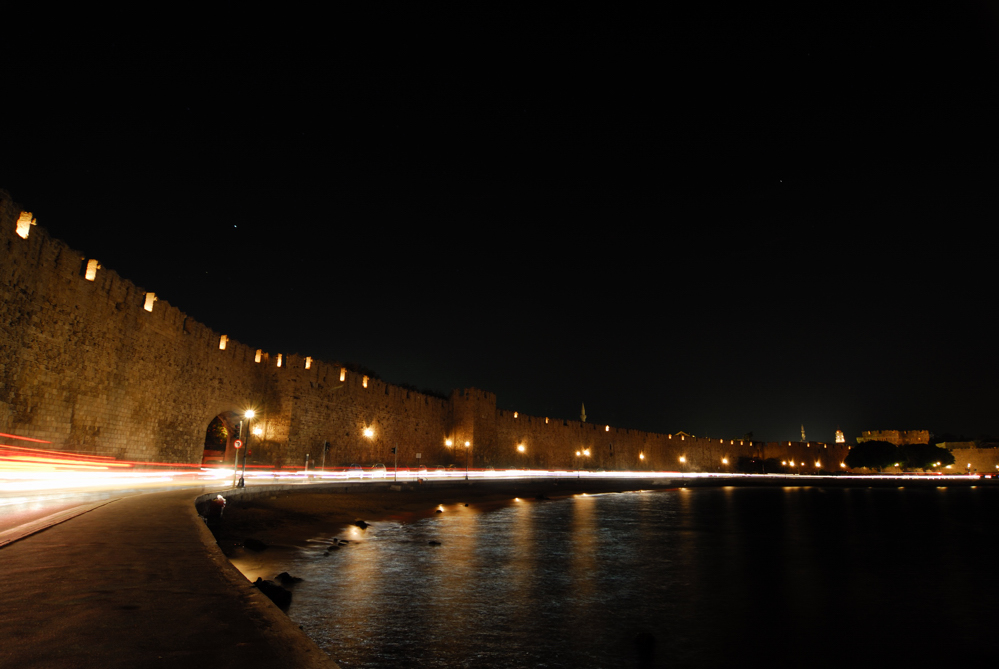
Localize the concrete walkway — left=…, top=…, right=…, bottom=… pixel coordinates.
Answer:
left=0, top=485, right=337, bottom=669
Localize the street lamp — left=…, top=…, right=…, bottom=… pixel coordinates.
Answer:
left=236, top=409, right=256, bottom=488
left=464, top=441, right=471, bottom=480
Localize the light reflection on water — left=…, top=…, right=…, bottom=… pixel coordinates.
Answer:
left=273, top=487, right=999, bottom=668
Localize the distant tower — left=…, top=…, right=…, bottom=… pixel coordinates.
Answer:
left=835, top=429, right=845, bottom=444
left=801, top=424, right=807, bottom=442
left=580, top=403, right=587, bottom=423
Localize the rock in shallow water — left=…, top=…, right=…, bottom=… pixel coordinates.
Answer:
left=253, top=578, right=292, bottom=609
left=276, top=572, right=303, bottom=585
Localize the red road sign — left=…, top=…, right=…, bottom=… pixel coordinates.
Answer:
left=234, top=440, right=243, bottom=449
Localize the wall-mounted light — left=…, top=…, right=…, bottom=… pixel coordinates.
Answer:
left=16, top=212, right=35, bottom=239
left=85, top=259, right=100, bottom=281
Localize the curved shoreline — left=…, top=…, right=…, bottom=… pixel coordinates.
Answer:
left=202, top=475, right=999, bottom=665
left=205, top=474, right=999, bottom=668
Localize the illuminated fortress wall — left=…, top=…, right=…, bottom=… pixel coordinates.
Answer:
left=0, top=191, right=267, bottom=463
left=1, top=189, right=855, bottom=471
left=857, top=430, right=930, bottom=445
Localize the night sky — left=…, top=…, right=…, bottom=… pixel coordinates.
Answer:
left=4, top=6, right=998, bottom=443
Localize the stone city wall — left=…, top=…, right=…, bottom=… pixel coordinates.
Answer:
left=949, top=448, right=999, bottom=476
left=0, top=191, right=268, bottom=463
left=858, top=430, right=930, bottom=445
left=1, top=189, right=845, bottom=471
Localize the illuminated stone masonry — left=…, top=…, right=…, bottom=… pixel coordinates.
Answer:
left=0, top=189, right=854, bottom=471
left=857, top=430, right=931, bottom=445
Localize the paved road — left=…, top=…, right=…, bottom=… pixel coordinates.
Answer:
left=0, top=485, right=337, bottom=669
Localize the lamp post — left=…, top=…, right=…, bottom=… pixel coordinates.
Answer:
left=364, top=427, right=375, bottom=477
left=239, top=410, right=255, bottom=488
left=232, top=419, right=243, bottom=488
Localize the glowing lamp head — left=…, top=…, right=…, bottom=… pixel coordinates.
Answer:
left=679, top=456, right=686, bottom=463
left=245, top=410, right=256, bottom=419
left=363, top=427, right=374, bottom=438
left=445, top=439, right=453, bottom=447
left=252, top=426, right=263, bottom=437
left=465, top=441, right=470, bottom=447
left=517, top=444, right=525, bottom=453
left=640, top=453, right=645, bottom=460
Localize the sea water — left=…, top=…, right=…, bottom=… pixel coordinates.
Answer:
left=265, top=486, right=999, bottom=668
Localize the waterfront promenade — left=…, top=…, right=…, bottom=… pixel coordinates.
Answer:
left=0, top=485, right=337, bottom=669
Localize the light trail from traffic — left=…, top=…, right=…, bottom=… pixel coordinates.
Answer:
left=1, top=429, right=990, bottom=497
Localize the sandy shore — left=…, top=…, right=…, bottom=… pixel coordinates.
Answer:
left=214, top=478, right=665, bottom=557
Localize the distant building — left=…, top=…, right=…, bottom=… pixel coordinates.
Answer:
left=936, top=441, right=976, bottom=451
left=857, top=430, right=930, bottom=445
left=835, top=429, right=845, bottom=444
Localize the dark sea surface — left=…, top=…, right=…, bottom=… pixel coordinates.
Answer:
left=272, top=486, right=999, bottom=668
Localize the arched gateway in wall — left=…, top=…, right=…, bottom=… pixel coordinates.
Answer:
left=201, top=411, right=246, bottom=465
